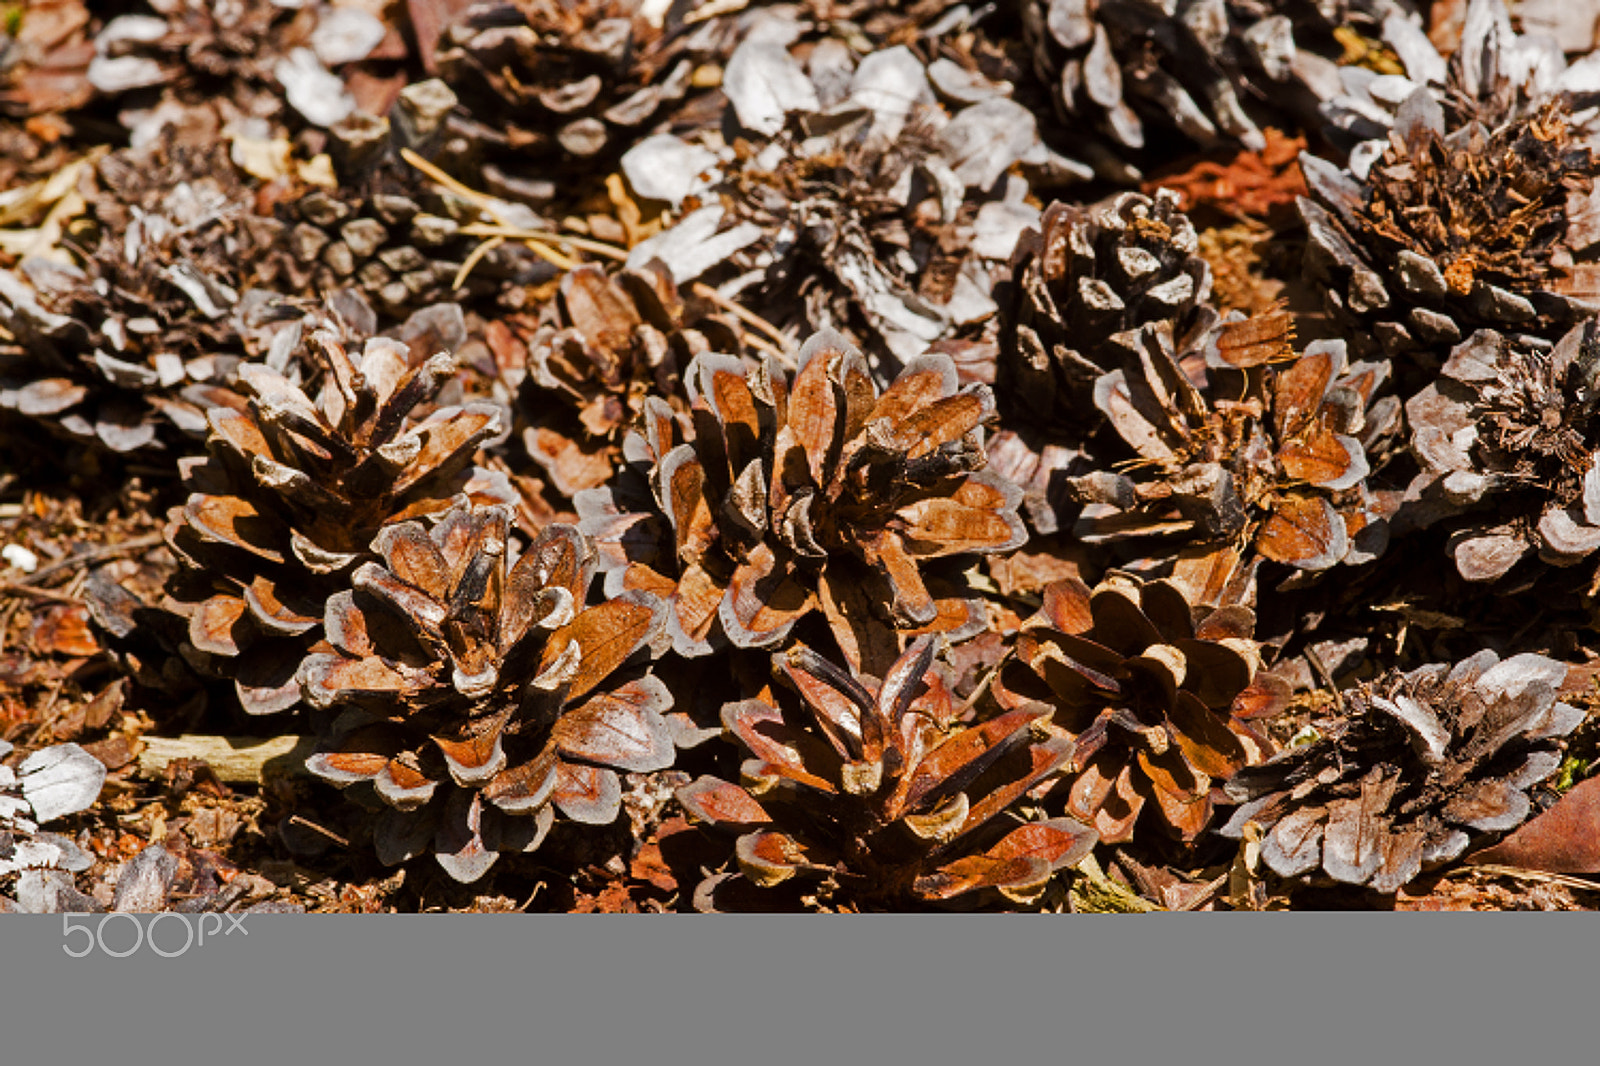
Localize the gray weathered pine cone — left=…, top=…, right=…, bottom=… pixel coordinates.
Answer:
left=616, top=16, right=1052, bottom=372
left=1300, top=0, right=1600, bottom=366
left=430, top=0, right=733, bottom=184
left=88, top=2, right=398, bottom=132
left=1402, top=319, right=1600, bottom=583
left=1220, top=650, right=1585, bottom=892
left=0, top=140, right=276, bottom=453
left=1021, top=0, right=1415, bottom=172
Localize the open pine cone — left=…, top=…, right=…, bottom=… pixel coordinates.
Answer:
left=515, top=259, right=745, bottom=499
left=1220, top=650, right=1584, bottom=892
left=162, top=328, right=513, bottom=715
left=576, top=330, right=1027, bottom=667
left=617, top=25, right=1047, bottom=368
left=1402, top=320, right=1600, bottom=583
left=1301, top=0, right=1600, bottom=366
left=992, top=572, right=1285, bottom=843
left=678, top=635, right=1098, bottom=909
left=432, top=0, right=729, bottom=185
left=1072, top=312, right=1401, bottom=597
left=1021, top=0, right=1400, bottom=169
left=989, top=188, right=1217, bottom=532
left=0, top=139, right=279, bottom=453
left=301, top=504, right=685, bottom=882
left=1000, top=189, right=1215, bottom=428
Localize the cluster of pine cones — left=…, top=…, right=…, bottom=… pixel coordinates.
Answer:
left=4, top=0, right=1600, bottom=910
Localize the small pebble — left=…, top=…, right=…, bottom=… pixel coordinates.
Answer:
left=3, top=544, right=39, bottom=573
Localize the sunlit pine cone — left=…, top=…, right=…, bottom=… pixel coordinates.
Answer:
left=678, top=635, right=1098, bottom=910
left=0, top=139, right=278, bottom=454
left=301, top=505, right=685, bottom=883
left=1220, top=650, right=1584, bottom=892
left=575, top=330, right=1027, bottom=668
left=1402, top=319, right=1600, bottom=584
left=1301, top=0, right=1600, bottom=369
left=992, top=572, right=1287, bottom=843
left=617, top=26, right=1049, bottom=371
left=432, top=0, right=730, bottom=183
left=1020, top=0, right=1412, bottom=170
left=84, top=1, right=288, bottom=103
left=1070, top=312, right=1402, bottom=599
left=162, top=329, right=513, bottom=715
left=514, top=259, right=746, bottom=499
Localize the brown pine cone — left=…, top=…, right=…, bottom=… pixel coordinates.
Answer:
left=268, top=158, right=553, bottom=321
left=998, top=188, right=1215, bottom=429
left=992, top=572, right=1286, bottom=843
left=162, top=328, right=514, bottom=716
left=576, top=330, right=1027, bottom=669
left=514, top=259, right=746, bottom=499
left=431, top=0, right=726, bottom=184
left=678, top=635, right=1097, bottom=910
left=1074, top=311, right=1401, bottom=599
left=302, top=505, right=688, bottom=883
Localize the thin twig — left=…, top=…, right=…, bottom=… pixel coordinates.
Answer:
left=459, top=222, right=628, bottom=261
left=452, top=234, right=505, bottom=290
left=691, top=281, right=790, bottom=348
left=0, top=584, right=83, bottom=605
left=14, top=534, right=164, bottom=586
left=515, top=237, right=582, bottom=271
left=1465, top=864, right=1600, bottom=893
left=399, top=148, right=506, bottom=217
left=287, top=815, right=351, bottom=849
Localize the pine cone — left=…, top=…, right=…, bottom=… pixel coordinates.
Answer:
left=999, top=188, right=1215, bottom=427
left=1402, top=320, right=1600, bottom=583
left=1021, top=0, right=1401, bottom=167
left=575, top=330, right=1027, bottom=666
left=162, top=329, right=514, bottom=715
left=86, top=2, right=390, bottom=130
left=617, top=28, right=1047, bottom=369
left=1220, top=650, right=1584, bottom=892
left=0, top=140, right=278, bottom=453
left=992, top=572, right=1286, bottom=843
left=1301, top=0, right=1600, bottom=366
left=677, top=636, right=1098, bottom=909
left=301, top=505, right=682, bottom=883
left=516, top=260, right=745, bottom=499
left=1076, top=312, right=1401, bottom=597
left=985, top=189, right=1216, bottom=534
left=271, top=159, right=551, bottom=320
left=432, top=0, right=722, bottom=182
left=85, top=3, right=284, bottom=100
